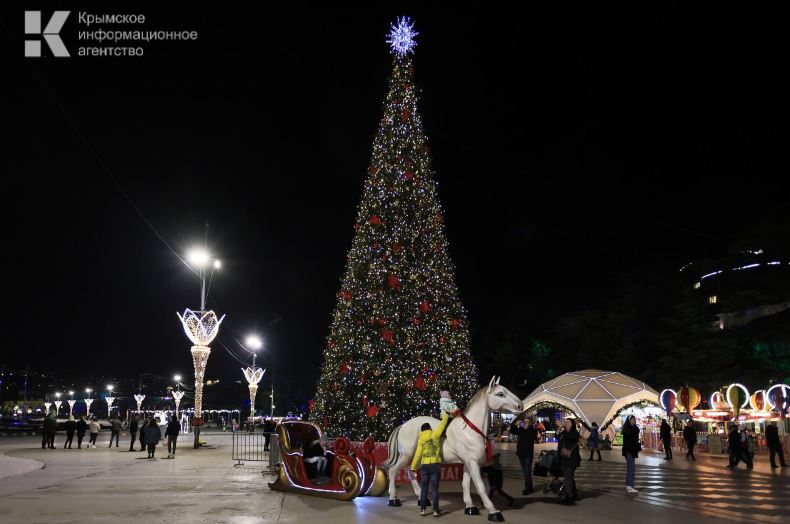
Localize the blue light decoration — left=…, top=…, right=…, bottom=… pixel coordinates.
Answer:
left=386, top=16, right=418, bottom=56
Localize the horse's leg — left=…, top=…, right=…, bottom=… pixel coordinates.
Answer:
left=462, top=467, right=478, bottom=514
left=387, top=454, right=410, bottom=506
left=467, top=463, right=504, bottom=521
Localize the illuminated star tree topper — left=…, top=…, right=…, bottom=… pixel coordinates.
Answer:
left=387, top=16, right=418, bottom=56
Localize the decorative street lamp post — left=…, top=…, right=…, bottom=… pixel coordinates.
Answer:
left=106, top=385, right=115, bottom=418
left=67, top=390, right=75, bottom=416
left=173, top=391, right=185, bottom=416
left=178, top=241, right=223, bottom=448
left=241, top=335, right=265, bottom=424
left=44, top=402, right=52, bottom=414
left=134, top=394, right=145, bottom=413
left=54, top=401, right=62, bottom=417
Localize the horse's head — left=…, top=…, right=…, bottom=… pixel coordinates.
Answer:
left=485, top=376, right=524, bottom=413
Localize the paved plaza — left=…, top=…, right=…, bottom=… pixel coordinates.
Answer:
left=0, top=433, right=787, bottom=524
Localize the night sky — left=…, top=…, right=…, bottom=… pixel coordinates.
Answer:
left=5, top=5, right=788, bottom=399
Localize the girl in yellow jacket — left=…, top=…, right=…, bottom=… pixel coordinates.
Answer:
left=411, top=412, right=449, bottom=516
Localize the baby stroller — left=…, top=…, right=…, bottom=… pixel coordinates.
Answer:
left=533, top=450, right=564, bottom=494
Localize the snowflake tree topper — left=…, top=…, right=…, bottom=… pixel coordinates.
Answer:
left=387, top=16, right=418, bottom=56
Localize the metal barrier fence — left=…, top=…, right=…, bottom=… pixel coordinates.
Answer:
left=232, top=431, right=273, bottom=466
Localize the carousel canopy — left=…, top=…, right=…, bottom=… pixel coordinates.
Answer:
left=522, top=370, right=659, bottom=427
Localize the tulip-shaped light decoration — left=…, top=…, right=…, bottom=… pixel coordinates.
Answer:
left=242, top=366, right=265, bottom=422
left=85, top=399, right=93, bottom=415
left=54, top=400, right=62, bottom=416
left=106, top=396, right=116, bottom=417
left=44, top=402, right=52, bottom=414
left=134, top=394, right=145, bottom=412
left=172, top=390, right=185, bottom=416
left=67, top=400, right=76, bottom=416
left=177, top=308, right=225, bottom=419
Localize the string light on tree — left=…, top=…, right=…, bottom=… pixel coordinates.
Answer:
left=312, top=18, right=479, bottom=440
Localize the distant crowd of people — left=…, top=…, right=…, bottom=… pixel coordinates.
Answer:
left=39, top=411, right=181, bottom=459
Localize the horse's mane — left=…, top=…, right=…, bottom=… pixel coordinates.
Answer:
left=463, top=386, right=489, bottom=415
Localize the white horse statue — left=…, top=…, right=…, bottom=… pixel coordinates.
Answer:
left=382, top=376, right=523, bottom=522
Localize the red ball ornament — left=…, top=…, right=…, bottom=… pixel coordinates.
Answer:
left=381, top=329, right=394, bottom=344
left=308, top=399, right=316, bottom=412
left=402, top=109, right=411, bottom=122
left=419, top=300, right=431, bottom=313
left=369, top=215, right=381, bottom=225
left=366, top=404, right=379, bottom=417
left=371, top=242, right=379, bottom=250
left=412, top=317, right=420, bottom=326
left=339, top=290, right=352, bottom=301
left=404, top=171, right=414, bottom=180
left=368, top=166, right=378, bottom=175
left=415, top=376, right=426, bottom=391
left=451, top=319, right=460, bottom=330
left=387, top=274, right=400, bottom=289
left=322, top=416, right=329, bottom=428
left=439, top=336, right=446, bottom=345
left=340, top=363, right=350, bottom=375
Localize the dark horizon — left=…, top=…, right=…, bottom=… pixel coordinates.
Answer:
left=5, top=5, right=789, bottom=407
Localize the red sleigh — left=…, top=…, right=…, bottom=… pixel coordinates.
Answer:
left=269, top=421, right=386, bottom=500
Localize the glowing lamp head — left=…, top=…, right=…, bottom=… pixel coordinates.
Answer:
left=246, top=335, right=263, bottom=351
left=85, top=388, right=92, bottom=393
left=187, top=248, right=211, bottom=268
left=107, top=385, right=114, bottom=392
left=174, top=374, right=182, bottom=383
left=68, top=390, right=74, bottom=396
left=213, top=260, right=221, bottom=269
left=55, top=392, right=61, bottom=399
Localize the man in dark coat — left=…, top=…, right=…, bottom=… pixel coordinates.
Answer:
left=165, top=416, right=180, bottom=458
left=144, top=419, right=162, bottom=458
left=557, top=418, right=580, bottom=501
left=63, top=416, right=76, bottom=449
left=726, top=424, right=740, bottom=467
left=128, top=416, right=139, bottom=452
left=264, top=418, right=276, bottom=451
left=138, top=418, right=149, bottom=452
left=683, top=421, right=697, bottom=461
left=765, top=421, right=788, bottom=468
left=622, top=415, right=641, bottom=493
left=659, top=419, right=672, bottom=460
left=42, top=413, right=57, bottom=449
left=509, top=414, right=538, bottom=494
left=76, top=416, right=88, bottom=449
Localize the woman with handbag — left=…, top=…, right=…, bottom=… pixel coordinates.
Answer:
left=622, top=415, right=641, bottom=494
left=558, top=418, right=580, bottom=501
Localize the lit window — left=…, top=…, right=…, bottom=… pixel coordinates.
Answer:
left=693, top=282, right=701, bottom=289
left=708, top=295, right=717, bottom=304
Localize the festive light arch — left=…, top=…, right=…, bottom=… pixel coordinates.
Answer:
left=659, top=389, right=677, bottom=413
left=766, top=384, right=789, bottom=410
left=726, top=383, right=750, bottom=409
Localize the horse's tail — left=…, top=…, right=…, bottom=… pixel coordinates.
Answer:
left=381, top=424, right=402, bottom=470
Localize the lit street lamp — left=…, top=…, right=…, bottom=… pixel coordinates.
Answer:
left=241, top=335, right=265, bottom=424
left=106, top=385, right=116, bottom=418
left=44, top=401, right=52, bottom=415
left=172, top=374, right=185, bottom=416
left=54, top=392, right=62, bottom=417
left=84, top=388, right=94, bottom=417
left=178, top=237, right=224, bottom=448
left=134, top=394, right=145, bottom=413
left=67, top=390, right=76, bottom=416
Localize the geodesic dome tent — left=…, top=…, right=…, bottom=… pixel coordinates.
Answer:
left=522, top=370, right=659, bottom=427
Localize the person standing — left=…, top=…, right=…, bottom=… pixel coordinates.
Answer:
left=659, top=419, right=673, bottom=460
left=76, top=415, right=88, bottom=449
left=128, top=416, right=139, bottom=452
left=726, top=423, right=739, bottom=468
left=42, top=412, right=57, bottom=449
left=509, top=414, right=538, bottom=494
left=766, top=421, right=788, bottom=468
left=165, top=415, right=180, bottom=458
left=63, top=416, right=76, bottom=449
left=264, top=418, right=275, bottom=451
left=731, top=423, right=753, bottom=469
left=88, top=417, right=100, bottom=448
left=622, top=415, right=641, bottom=494
left=139, top=418, right=149, bottom=452
left=557, top=418, right=580, bottom=501
left=588, top=422, right=602, bottom=461
left=481, top=453, right=514, bottom=506
left=108, top=416, right=122, bottom=447
left=683, top=420, right=697, bottom=461
left=145, top=418, right=162, bottom=459
left=411, top=411, right=450, bottom=517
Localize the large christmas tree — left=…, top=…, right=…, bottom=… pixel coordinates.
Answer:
left=312, top=18, right=479, bottom=440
